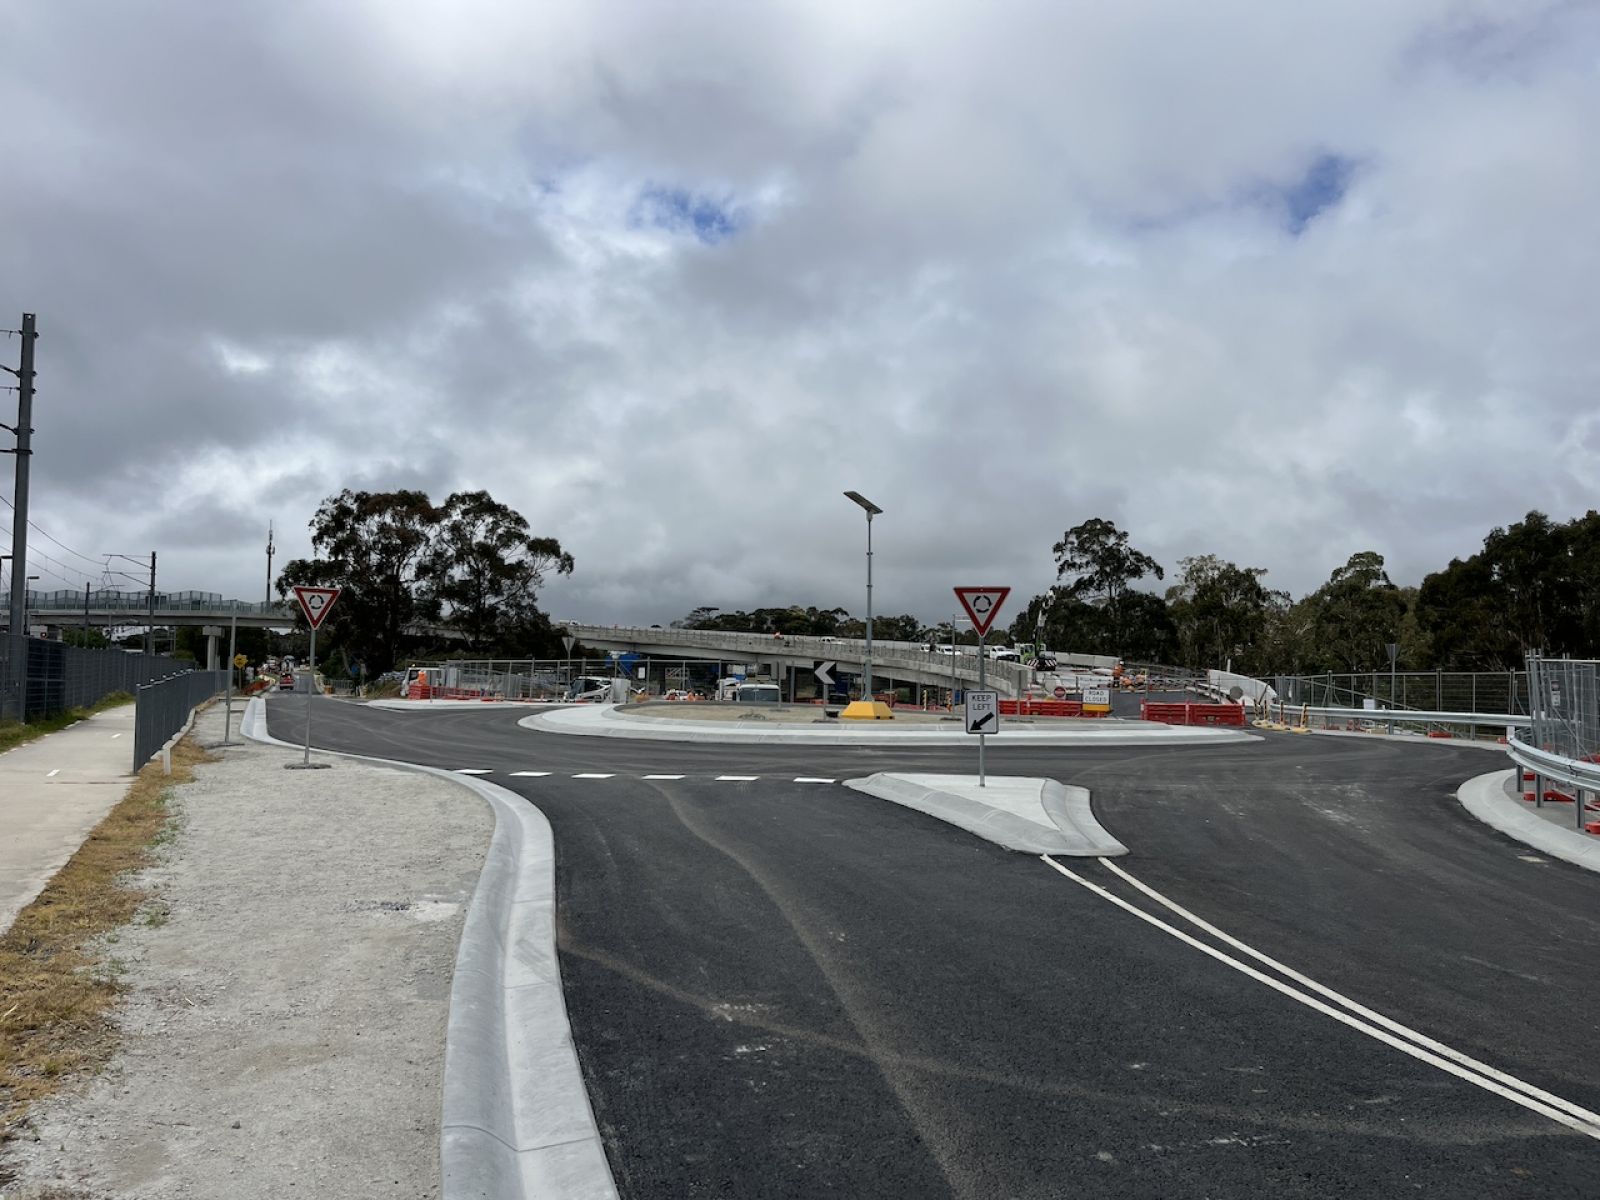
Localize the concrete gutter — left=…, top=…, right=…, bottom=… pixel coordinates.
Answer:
left=844, top=773, right=1128, bottom=856
left=522, top=703, right=1257, bottom=747
left=1458, top=768, right=1600, bottom=875
left=241, top=699, right=617, bottom=1199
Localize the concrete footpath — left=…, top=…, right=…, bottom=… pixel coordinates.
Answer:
left=1, top=702, right=495, bottom=1199
left=0, top=703, right=140, bottom=938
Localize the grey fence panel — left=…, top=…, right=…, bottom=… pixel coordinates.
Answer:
left=0, top=636, right=200, bottom=723
left=1274, top=670, right=1530, bottom=716
left=133, top=670, right=227, bottom=771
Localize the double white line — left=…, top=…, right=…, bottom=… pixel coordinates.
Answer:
left=1041, top=855, right=1600, bottom=1140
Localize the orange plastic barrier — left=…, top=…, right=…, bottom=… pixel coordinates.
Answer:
left=999, top=699, right=1091, bottom=718
left=1141, top=702, right=1247, bottom=727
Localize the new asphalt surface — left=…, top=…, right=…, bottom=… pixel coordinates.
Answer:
left=268, top=698, right=1600, bottom=1199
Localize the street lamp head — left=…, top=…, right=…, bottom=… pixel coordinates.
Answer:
left=843, top=490, right=882, bottom=516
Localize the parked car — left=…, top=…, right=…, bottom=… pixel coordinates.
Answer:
left=279, top=673, right=295, bottom=690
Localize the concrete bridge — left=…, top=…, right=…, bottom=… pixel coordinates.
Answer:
left=20, top=590, right=301, bottom=631
left=562, top=623, right=1035, bottom=697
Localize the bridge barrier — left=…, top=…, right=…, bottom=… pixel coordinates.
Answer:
left=133, top=670, right=227, bottom=771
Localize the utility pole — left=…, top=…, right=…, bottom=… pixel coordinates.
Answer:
left=83, top=578, right=90, bottom=644
left=265, top=521, right=274, bottom=606
left=146, top=551, right=157, bottom=656
left=4, top=314, right=37, bottom=646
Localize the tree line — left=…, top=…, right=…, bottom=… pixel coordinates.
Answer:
left=276, top=488, right=574, bottom=675
left=683, top=510, right=1600, bottom=675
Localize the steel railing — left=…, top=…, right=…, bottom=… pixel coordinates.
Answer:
left=133, top=670, right=227, bottom=771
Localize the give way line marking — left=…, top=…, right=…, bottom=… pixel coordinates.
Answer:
left=1040, top=855, right=1600, bottom=1141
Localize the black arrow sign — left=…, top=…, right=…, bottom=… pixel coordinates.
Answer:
left=972, top=710, right=996, bottom=732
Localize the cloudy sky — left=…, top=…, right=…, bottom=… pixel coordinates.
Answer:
left=3, top=0, right=1598, bottom=627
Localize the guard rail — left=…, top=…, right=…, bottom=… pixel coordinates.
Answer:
left=1505, top=732, right=1600, bottom=834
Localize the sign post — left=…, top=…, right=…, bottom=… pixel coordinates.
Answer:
left=288, top=586, right=341, bottom=770
left=222, top=611, right=239, bottom=745
left=955, top=587, right=1010, bottom=787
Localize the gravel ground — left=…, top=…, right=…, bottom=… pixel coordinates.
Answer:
left=2, top=701, right=494, bottom=1199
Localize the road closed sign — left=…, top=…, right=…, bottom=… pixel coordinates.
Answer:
left=1083, top=687, right=1111, bottom=712
left=965, top=690, right=999, bottom=734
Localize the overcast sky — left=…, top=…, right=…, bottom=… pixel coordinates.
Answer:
left=3, top=1, right=1597, bottom=627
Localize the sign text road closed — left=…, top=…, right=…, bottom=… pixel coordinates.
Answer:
left=965, top=690, right=999, bottom=734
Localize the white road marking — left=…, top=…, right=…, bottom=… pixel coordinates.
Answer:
left=46, top=768, right=60, bottom=778
left=1095, top=857, right=1600, bottom=1130
left=1041, top=855, right=1600, bottom=1140
left=572, top=773, right=615, bottom=779
left=110, top=733, right=122, bottom=739
left=509, top=771, right=552, bottom=777
left=716, top=775, right=759, bottom=781
left=794, top=777, right=836, bottom=784
left=453, top=768, right=494, bottom=775
left=643, top=774, right=685, bottom=780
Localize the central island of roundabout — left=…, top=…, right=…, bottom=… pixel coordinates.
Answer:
left=516, top=700, right=1259, bottom=858
left=519, top=699, right=1258, bottom=747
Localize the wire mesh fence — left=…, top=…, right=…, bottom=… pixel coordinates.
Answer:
left=132, top=670, right=227, bottom=771
left=1525, top=655, right=1600, bottom=762
left=1273, top=670, right=1530, bottom=716
left=0, top=633, right=202, bottom=723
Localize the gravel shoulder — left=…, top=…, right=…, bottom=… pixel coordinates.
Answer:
left=2, top=701, right=494, bottom=1199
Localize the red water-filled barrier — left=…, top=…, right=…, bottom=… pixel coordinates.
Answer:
left=999, top=699, right=1093, bottom=718
left=1141, top=702, right=1247, bottom=727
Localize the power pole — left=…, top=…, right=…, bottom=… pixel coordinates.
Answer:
left=83, top=578, right=90, bottom=644
left=4, top=313, right=37, bottom=645
left=266, top=521, right=274, bottom=606
left=146, top=551, right=156, bottom=657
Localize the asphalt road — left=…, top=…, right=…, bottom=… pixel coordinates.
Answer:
left=268, top=699, right=1600, bottom=1198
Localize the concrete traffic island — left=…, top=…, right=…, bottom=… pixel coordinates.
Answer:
left=520, top=701, right=1259, bottom=746
left=845, top=773, right=1129, bottom=856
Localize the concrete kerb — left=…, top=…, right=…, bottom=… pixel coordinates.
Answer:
left=521, top=703, right=1258, bottom=747
left=239, top=699, right=617, bottom=1200
left=1458, top=768, right=1600, bottom=875
left=844, top=773, right=1129, bottom=857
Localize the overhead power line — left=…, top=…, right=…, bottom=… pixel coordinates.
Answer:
left=0, top=494, right=108, bottom=570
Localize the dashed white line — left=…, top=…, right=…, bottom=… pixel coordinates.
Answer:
left=793, top=777, right=836, bottom=784
left=110, top=733, right=122, bottom=739
left=453, top=768, right=494, bottom=775
left=572, top=773, right=615, bottom=779
left=509, top=771, right=552, bottom=778
left=46, top=768, right=60, bottom=778
left=1041, top=855, right=1600, bottom=1140
left=715, top=775, right=759, bottom=782
left=643, top=774, right=685, bottom=780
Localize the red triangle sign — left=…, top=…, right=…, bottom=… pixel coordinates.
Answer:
left=292, top=585, right=342, bottom=630
left=954, top=586, right=1010, bottom=637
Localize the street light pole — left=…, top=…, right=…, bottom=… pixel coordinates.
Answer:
left=843, top=491, right=882, bottom=705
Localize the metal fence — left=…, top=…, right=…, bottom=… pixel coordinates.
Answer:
left=1524, top=655, right=1600, bottom=761
left=0, top=633, right=202, bottom=723
left=133, top=670, right=227, bottom=771
left=1274, top=670, right=1530, bottom=716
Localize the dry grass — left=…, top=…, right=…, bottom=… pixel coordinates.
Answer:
left=0, top=734, right=216, bottom=1148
